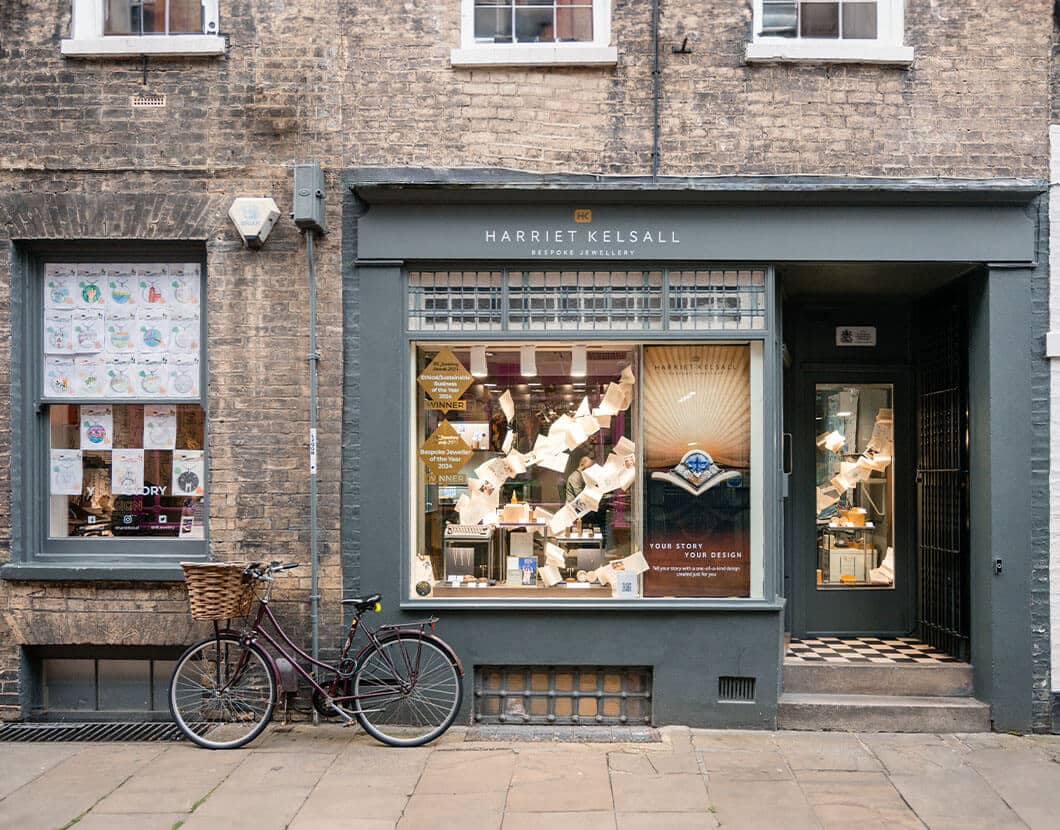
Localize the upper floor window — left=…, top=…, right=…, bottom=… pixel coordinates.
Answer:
left=452, top=0, right=616, bottom=67
left=62, top=0, right=225, bottom=57
left=747, top=0, right=913, bottom=65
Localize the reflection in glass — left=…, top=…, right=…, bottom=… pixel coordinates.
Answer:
left=104, top=1, right=202, bottom=36
left=473, top=1, right=593, bottom=43
left=814, top=384, right=894, bottom=589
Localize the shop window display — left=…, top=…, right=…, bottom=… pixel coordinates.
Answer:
left=413, top=343, right=763, bottom=600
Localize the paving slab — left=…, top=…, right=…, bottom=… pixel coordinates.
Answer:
left=962, top=747, right=1060, bottom=830
left=616, top=812, right=718, bottom=830
left=707, top=779, right=821, bottom=829
left=415, top=748, right=516, bottom=795
left=289, top=772, right=415, bottom=827
left=0, top=743, right=164, bottom=830
left=74, top=812, right=187, bottom=830
left=507, top=750, right=613, bottom=812
left=645, top=751, right=699, bottom=774
left=91, top=744, right=247, bottom=814
left=887, top=768, right=1026, bottom=830
left=857, top=733, right=968, bottom=774
left=178, top=749, right=337, bottom=830
left=610, top=771, right=710, bottom=813
left=0, top=743, right=82, bottom=800
left=774, top=731, right=883, bottom=771
left=795, top=770, right=923, bottom=830
left=397, top=791, right=505, bottom=830
left=690, top=729, right=778, bottom=753
left=502, top=810, right=617, bottom=830
left=698, top=749, right=792, bottom=781
left=607, top=752, right=655, bottom=775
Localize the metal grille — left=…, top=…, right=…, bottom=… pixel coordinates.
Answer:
left=718, top=676, right=756, bottom=702
left=130, top=94, right=167, bottom=108
left=407, top=268, right=768, bottom=333
left=0, top=722, right=186, bottom=743
left=668, top=269, right=766, bottom=330
left=916, top=287, right=970, bottom=661
left=408, top=271, right=504, bottom=331
left=508, top=270, right=664, bottom=331
left=473, top=665, right=652, bottom=725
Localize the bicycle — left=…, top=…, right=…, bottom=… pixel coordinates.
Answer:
left=169, top=561, right=463, bottom=750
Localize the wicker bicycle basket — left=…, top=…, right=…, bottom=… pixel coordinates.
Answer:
left=181, top=562, right=256, bottom=621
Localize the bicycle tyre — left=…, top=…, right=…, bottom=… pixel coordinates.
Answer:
left=169, top=635, right=276, bottom=750
left=353, top=634, right=462, bottom=747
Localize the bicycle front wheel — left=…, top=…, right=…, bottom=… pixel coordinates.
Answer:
left=169, top=635, right=276, bottom=750
left=353, top=634, right=462, bottom=747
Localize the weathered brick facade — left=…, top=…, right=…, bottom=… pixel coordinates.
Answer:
left=0, top=1, right=1054, bottom=725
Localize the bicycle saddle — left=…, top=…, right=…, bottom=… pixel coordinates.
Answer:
left=342, top=593, right=382, bottom=611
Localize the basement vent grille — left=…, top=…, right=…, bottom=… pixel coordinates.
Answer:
left=131, top=94, right=166, bottom=108
left=718, top=676, right=756, bottom=702
left=0, top=722, right=186, bottom=743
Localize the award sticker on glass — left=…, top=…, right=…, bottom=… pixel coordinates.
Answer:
left=172, top=450, right=205, bottom=497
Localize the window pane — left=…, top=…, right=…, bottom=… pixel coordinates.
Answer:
left=169, top=0, right=203, bottom=34
left=761, top=1, right=797, bottom=37
left=48, top=404, right=206, bottom=540
left=556, top=5, right=593, bottom=41
left=42, top=659, right=96, bottom=711
left=842, top=2, right=877, bottom=39
left=475, top=5, right=513, bottom=42
left=104, top=0, right=136, bottom=34
left=98, top=660, right=151, bottom=711
left=800, top=2, right=839, bottom=38
left=140, top=0, right=165, bottom=34
left=514, top=6, right=554, bottom=42
left=414, top=346, right=637, bottom=599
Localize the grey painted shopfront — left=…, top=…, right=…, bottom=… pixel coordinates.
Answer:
left=342, top=170, right=1049, bottom=731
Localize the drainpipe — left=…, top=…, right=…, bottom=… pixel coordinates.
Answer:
left=651, top=0, right=661, bottom=181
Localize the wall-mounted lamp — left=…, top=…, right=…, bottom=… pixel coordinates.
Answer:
left=470, top=345, right=489, bottom=378
left=228, top=196, right=280, bottom=249
left=520, top=345, right=537, bottom=377
left=570, top=344, right=587, bottom=378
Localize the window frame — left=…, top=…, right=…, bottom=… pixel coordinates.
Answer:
left=451, top=0, right=617, bottom=68
left=746, top=0, right=913, bottom=66
left=2, top=243, right=209, bottom=582
left=61, top=0, right=226, bottom=58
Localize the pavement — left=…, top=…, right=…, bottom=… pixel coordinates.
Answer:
left=2, top=726, right=1060, bottom=830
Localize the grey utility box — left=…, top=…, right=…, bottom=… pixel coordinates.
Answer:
left=292, top=163, right=327, bottom=234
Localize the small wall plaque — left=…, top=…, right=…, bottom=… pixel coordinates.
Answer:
left=836, top=326, right=877, bottom=347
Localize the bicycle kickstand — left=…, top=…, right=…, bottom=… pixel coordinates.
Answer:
left=329, top=701, right=356, bottom=727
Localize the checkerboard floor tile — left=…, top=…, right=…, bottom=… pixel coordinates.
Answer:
left=785, top=636, right=963, bottom=664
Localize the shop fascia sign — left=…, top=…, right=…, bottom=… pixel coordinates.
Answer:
left=481, top=209, right=682, bottom=258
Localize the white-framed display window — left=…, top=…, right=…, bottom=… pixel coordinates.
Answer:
left=746, top=0, right=913, bottom=65
left=410, top=341, right=764, bottom=601
left=39, top=261, right=206, bottom=551
left=62, top=0, right=225, bottom=57
left=451, top=0, right=617, bottom=68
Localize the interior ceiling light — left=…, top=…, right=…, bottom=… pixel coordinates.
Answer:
left=470, top=345, right=488, bottom=378
left=520, top=345, right=538, bottom=377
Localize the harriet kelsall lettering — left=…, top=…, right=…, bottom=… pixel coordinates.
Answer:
left=484, top=228, right=681, bottom=245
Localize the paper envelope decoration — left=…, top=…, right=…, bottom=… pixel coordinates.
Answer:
left=544, top=542, right=566, bottom=569
left=540, top=565, right=563, bottom=587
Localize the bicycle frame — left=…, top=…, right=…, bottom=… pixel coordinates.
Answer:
left=215, top=581, right=462, bottom=719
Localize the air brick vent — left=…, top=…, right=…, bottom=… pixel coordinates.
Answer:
left=718, top=675, right=756, bottom=702
left=131, top=94, right=167, bottom=108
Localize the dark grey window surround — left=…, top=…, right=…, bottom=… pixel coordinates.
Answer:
left=2, top=242, right=209, bottom=582
left=396, top=262, right=784, bottom=609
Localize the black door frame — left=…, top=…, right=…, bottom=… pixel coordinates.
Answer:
left=789, top=364, right=917, bottom=638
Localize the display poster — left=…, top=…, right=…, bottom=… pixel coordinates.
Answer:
left=642, top=345, right=751, bottom=597
left=42, top=263, right=201, bottom=401
left=417, top=349, right=474, bottom=407
left=172, top=450, right=205, bottom=497
left=80, top=405, right=113, bottom=450
left=50, top=449, right=83, bottom=496
left=112, top=449, right=145, bottom=495
left=419, top=420, right=474, bottom=484
left=144, top=405, right=178, bottom=450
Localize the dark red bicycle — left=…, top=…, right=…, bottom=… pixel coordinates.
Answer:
left=169, top=561, right=463, bottom=749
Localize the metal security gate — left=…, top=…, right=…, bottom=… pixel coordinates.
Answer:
left=915, top=286, right=970, bottom=660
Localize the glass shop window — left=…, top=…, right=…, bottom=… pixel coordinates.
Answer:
left=412, top=342, right=764, bottom=600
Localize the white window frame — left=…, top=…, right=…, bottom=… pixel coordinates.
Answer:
left=451, top=0, right=616, bottom=68
left=62, top=0, right=225, bottom=57
left=746, top=0, right=913, bottom=66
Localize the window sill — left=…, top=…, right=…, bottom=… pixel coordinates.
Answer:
left=60, top=35, right=227, bottom=58
left=745, top=41, right=914, bottom=66
left=401, top=597, right=785, bottom=612
left=2, top=561, right=196, bottom=582
left=450, top=44, right=618, bottom=68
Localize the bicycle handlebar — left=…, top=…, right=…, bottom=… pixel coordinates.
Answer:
left=243, top=561, right=300, bottom=579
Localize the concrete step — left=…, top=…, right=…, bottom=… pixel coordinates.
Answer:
left=783, top=661, right=973, bottom=697
left=777, top=692, right=990, bottom=733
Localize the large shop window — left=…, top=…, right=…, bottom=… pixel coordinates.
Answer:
left=39, top=262, right=206, bottom=552
left=412, top=342, right=764, bottom=601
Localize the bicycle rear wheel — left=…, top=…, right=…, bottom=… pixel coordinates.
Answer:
left=169, top=635, right=276, bottom=750
left=353, top=634, right=462, bottom=747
